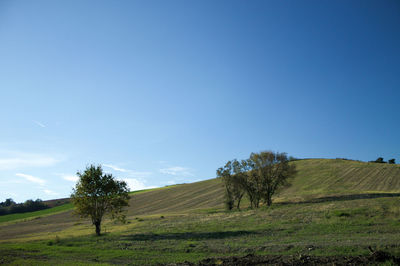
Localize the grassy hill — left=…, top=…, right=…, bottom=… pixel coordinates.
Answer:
left=278, top=159, right=400, bottom=200
left=131, top=158, right=400, bottom=214
left=1, top=159, right=400, bottom=226
left=3, top=158, right=399, bottom=224
left=129, top=178, right=224, bottom=215
left=1, top=159, right=400, bottom=265
left=127, top=158, right=400, bottom=215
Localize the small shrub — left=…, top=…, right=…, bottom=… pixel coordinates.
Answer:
left=333, top=210, right=351, bottom=217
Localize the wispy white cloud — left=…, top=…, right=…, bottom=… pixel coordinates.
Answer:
left=43, top=189, right=58, bottom=196
left=103, top=164, right=155, bottom=191
left=121, top=178, right=156, bottom=192
left=103, top=164, right=152, bottom=178
left=16, top=173, right=46, bottom=185
left=103, top=164, right=129, bottom=173
left=0, top=152, right=59, bottom=170
left=159, top=166, right=194, bottom=177
left=33, top=120, right=46, bottom=128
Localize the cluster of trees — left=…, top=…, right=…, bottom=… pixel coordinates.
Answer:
left=0, top=198, right=49, bottom=216
left=217, top=151, right=297, bottom=210
left=371, top=157, right=396, bottom=164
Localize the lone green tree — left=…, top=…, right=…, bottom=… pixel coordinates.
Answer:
left=71, top=165, right=130, bottom=236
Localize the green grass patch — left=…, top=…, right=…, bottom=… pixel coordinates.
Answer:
left=0, top=203, right=73, bottom=224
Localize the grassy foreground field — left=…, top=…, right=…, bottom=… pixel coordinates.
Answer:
left=0, top=159, right=400, bottom=265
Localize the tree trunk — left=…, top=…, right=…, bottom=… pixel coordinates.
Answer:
left=266, top=195, right=272, bottom=206
left=95, top=221, right=101, bottom=236
left=236, top=197, right=242, bottom=210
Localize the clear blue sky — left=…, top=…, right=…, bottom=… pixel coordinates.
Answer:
left=1, top=0, right=399, bottom=202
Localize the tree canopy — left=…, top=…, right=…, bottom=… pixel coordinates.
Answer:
left=217, top=160, right=246, bottom=210
left=217, top=151, right=297, bottom=210
left=71, top=165, right=130, bottom=235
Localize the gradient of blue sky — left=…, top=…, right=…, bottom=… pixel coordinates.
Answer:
left=1, top=0, right=399, bottom=202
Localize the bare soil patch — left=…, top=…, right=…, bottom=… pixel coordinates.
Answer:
left=170, top=251, right=399, bottom=265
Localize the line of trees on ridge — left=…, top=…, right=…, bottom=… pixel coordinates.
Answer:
left=370, top=157, right=396, bottom=164
left=217, top=151, right=297, bottom=210
left=0, top=198, right=49, bottom=216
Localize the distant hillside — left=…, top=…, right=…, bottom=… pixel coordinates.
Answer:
left=1, top=159, right=400, bottom=242
left=126, top=158, right=400, bottom=215
left=276, top=159, right=400, bottom=201
left=2, top=159, right=400, bottom=225
left=127, top=178, right=224, bottom=216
